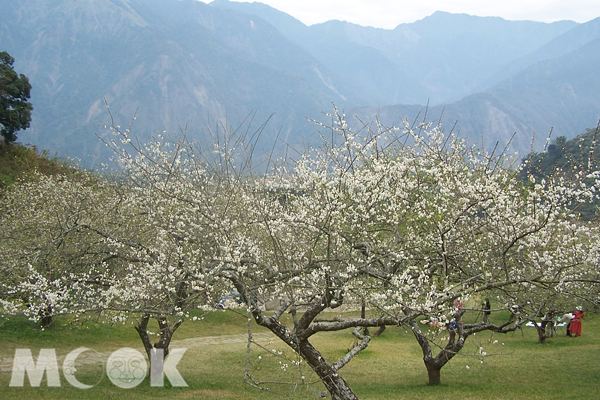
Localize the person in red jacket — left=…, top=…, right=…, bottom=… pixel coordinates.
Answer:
left=569, top=307, right=585, bottom=337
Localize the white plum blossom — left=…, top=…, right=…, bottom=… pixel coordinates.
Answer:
left=3, top=106, right=599, bottom=399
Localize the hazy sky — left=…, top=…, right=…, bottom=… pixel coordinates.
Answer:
left=203, top=0, right=600, bottom=29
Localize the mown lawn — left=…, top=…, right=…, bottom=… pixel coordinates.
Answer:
left=0, top=310, right=598, bottom=399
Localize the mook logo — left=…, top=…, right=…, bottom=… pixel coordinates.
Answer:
left=9, top=347, right=188, bottom=388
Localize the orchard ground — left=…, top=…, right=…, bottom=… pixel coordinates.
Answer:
left=0, top=309, right=599, bottom=399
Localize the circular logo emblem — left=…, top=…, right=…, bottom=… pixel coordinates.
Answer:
left=106, top=348, right=147, bottom=388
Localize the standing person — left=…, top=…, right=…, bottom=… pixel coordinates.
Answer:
left=569, top=307, right=585, bottom=337
left=562, top=312, right=575, bottom=336
left=483, top=298, right=491, bottom=323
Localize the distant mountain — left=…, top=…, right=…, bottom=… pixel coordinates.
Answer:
left=397, top=12, right=577, bottom=104
left=0, top=0, right=598, bottom=165
left=482, top=17, right=600, bottom=89
left=211, top=2, right=577, bottom=105
left=210, top=0, right=307, bottom=40
left=352, top=23, right=600, bottom=155
left=0, top=0, right=353, bottom=165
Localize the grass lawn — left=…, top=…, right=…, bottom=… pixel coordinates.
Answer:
left=0, top=310, right=598, bottom=399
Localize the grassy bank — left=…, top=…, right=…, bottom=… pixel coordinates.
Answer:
left=0, top=143, right=71, bottom=188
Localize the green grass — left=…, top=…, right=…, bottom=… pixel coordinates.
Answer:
left=0, top=142, right=72, bottom=188
left=1, top=311, right=599, bottom=399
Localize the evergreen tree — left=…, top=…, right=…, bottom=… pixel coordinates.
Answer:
left=0, top=51, right=32, bottom=145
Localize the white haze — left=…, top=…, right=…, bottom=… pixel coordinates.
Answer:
left=201, top=0, right=600, bottom=29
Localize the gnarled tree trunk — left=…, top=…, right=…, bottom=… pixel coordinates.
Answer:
left=135, top=313, right=183, bottom=378
left=411, top=320, right=458, bottom=385
left=228, top=271, right=364, bottom=400
left=410, top=311, right=524, bottom=385
left=298, top=339, right=359, bottom=400
left=424, top=361, right=442, bottom=386
left=534, top=320, right=550, bottom=344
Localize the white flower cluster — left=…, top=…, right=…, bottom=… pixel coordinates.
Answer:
left=2, top=109, right=599, bottom=395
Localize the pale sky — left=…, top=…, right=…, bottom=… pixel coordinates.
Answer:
left=203, top=0, right=600, bottom=29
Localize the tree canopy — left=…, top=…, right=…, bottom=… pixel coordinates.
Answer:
left=2, top=109, right=600, bottom=399
left=0, top=51, right=33, bottom=145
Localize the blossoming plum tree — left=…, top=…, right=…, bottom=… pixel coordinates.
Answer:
left=79, top=124, right=229, bottom=363
left=0, top=164, right=219, bottom=366
left=303, top=111, right=600, bottom=385
left=5, top=106, right=599, bottom=399
left=99, top=108, right=600, bottom=397
left=0, top=171, right=125, bottom=327
left=98, top=117, right=405, bottom=400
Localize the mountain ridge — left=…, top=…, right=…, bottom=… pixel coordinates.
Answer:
left=211, top=1, right=579, bottom=106
left=0, top=0, right=598, bottom=165
left=352, top=27, right=600, bottom=154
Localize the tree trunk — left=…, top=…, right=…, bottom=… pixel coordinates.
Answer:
left=135, top=314, right=183, bottom=376
left=535, top=322, right=548, bottom=344
left=136, top=314, right=158, bottom=360
left=360, top=301, right=369, bottom=336
left=410, top=319, right=465, bottom=386
left=372, top=325, right=386, bottom=337
left=38, top=304, right=53, bottom=328
left=229, top=273, right=360, bottom=399
left=298, top=339, right=359, bottom=400
left=425, top=360, right=442, bottom=385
